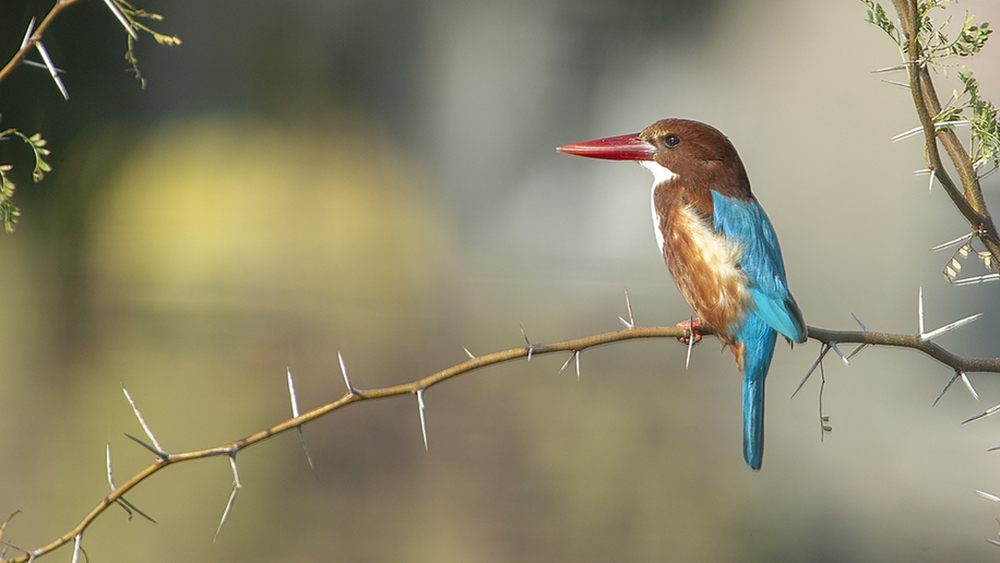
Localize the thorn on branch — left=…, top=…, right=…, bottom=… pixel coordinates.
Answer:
left=557, top=351, right=577, bottom=376
left=933, top=371, right=961, bottom=407
left=286, top=368, right=316, bottom=474
left=337, top=352, right=360, bottom=396
left=918, top=286, right=925, bottom=335
left=121, top=385, right=166, bottom=457
left=792, top=343, right=831, bottom=399
left=416, top=389, right=429, bottom=452
left=977, top=490, right=1000, bottom=502
left=829, top=342, right=850, bottom=365
left=930, top=231, right=974, bottom=252
left=920, top=312, right=983, bottom=342
left=34, top=40, right=67, bottom=100
left=70, top=534, right=82, bottom=563
left=102, top=0, right=139, bottom=39
left=463, top=347, right=476, bottom=360
left=214, top=454, right=242, bottom=543
left=963, top=402, right=1000, bottom=425
left=685, top=316, right=695, bottom=370
left=519, top=325, right=535, bottom=361
left=619, top=287, right=635, bottom=329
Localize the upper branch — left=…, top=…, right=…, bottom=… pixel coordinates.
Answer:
left=0, top=0, right=87, bottom=88
left=891, top=0, right=1000, bottom=268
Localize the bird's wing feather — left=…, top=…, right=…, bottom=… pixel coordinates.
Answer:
left=711, top=191, right=807, bottom=343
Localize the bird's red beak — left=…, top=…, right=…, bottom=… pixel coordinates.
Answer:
left=556, top=133, right=655, bottom=161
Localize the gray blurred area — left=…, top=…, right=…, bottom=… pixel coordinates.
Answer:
left=1, top=0, right=999, bottom=561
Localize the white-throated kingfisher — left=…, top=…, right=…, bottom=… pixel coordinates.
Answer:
left=557, top=118, right=806, bottom=470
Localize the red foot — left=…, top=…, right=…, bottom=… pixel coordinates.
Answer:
left=675, top=318, right=703, bottom=345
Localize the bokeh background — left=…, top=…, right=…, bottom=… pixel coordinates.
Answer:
left=1, top=0, right=999, bottom=561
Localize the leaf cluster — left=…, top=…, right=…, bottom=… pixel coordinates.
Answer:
left=864, top=0, right=998, bottom=177
left=0, top=129, right=51, bottom=233
left=113, top=0, right=183, bottom=89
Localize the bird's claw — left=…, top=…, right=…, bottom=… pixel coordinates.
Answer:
left=676, top=318, right=702, bottom=345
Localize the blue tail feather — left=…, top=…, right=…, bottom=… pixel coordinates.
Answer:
left=739, top=315, right=778, bottom=470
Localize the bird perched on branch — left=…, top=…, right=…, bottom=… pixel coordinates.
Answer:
left=558, top=118, right=806, bottom=470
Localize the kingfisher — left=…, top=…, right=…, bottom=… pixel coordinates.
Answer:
left=557, top=118, right=806, bottom=470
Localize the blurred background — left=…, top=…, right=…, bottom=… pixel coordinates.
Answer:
left=0, top=0, right=999, bottom=561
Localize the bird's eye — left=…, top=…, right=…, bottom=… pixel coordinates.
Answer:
left=663, top=134, right=680, bottom=147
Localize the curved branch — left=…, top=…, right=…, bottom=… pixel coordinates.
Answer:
left=891, top=0, right=1000, bottom=268
left=2, top=322, right=996, bottom=562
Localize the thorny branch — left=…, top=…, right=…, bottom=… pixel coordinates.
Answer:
left=0, top=0, right=87, bottom=88
left=889, top=0, right=1000, bottom=274
left=1, top=320, right=997, bottom=563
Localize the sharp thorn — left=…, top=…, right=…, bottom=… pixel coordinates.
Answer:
left=34, top=41, right=68, bottom=100
left=929, top=231, right=974, bottom=252
left=932, top=372, right=960, bottom=407
left=71, top=534, right=82, bottom=563
left=102, top=0, right=139, bottom=39
left=921, top=312, right=983, bottom=341
left=623, top=287, right=635, bottom=328
left=286, top=368, right=301, bottom=418
left=829, top=342, right=849, bottom=365
left=557, top=352, right=575, bottom=376
left=960, top=372, right=979, bottom=401
left=846, top=343, right=869, bottom=361
left=685, top=325, right=694, bottom=370
left=19, top=18, right=36, bottom=50
left=519, top=325, right=533, bottom=361
left=463, top=347, right=476, bottom=360
left=872, top=63, right=908, bottom=73
left=851, top=312, right=869, bottom=332
left=106, top=443, right=115, bottom=490
left=918, top=286, right=925, bottom=335
left=575, top=350, right=581, bottom=382
left=117, top=496, right=157, bottom=524
left=963, top=403, right=1000, bottom=425
left=416, top=389, right=429, bottom=452
left=792, top=343, right=830, bottom=399
left=214, top=486, right=238, bottom=543
left=952, top=273, right=1000, bottom=286
left=338, top=352, right=356, bottom=394
left=296, top=427, right=316, bottom=475
left=977, top=490, right=1000, bottom=502
left=121, top=385, right=165, bottom=454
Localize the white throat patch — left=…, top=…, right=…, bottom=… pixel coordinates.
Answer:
left=640, top=160, right=678, bottom=187
left=642, top=161, right=677, bottom=254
